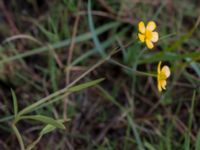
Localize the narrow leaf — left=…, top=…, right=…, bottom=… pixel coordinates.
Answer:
left=88, top=0, right=105, bottom=57
left=195, top=131, right=200, bottom=150
left=19, top=115, right=65, bottom=129
left=68, top=78, right=104, bottom=92
left=144, top=142, right=156, bottom=150
left=139, top=51, right=199, bottom=64
left=11, top=89, right=18, bottom=118
left=0, top=22, right=120, bottom=65
left=168, top=16, right=200, bottom=52
left=40, top=119, right=66, bottom=136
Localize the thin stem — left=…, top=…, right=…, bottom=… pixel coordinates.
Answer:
left=26, top=135, right=42, bottom=150
left=64, top=0, right=81, bottom=120
left=189, top=90, right=196, bottom=130
left=17, top=55, right=108, bottom=117
left=17, top=40, right=136, bottom=117
left=12, top=123, right=25, bottom=150
left=109, top=59, right=157, bottom=77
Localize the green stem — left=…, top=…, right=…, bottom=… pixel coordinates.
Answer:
left=17, top=55, right=108, bottom=117
left=109, top=59, right=157, bottom=77
left=12, top=123, right=25, bottom=150
left=135, top=70, right=157, bottom=77
left=189, top=90, right=196, bottom=130
left=26, top=135, right=42, bottom=150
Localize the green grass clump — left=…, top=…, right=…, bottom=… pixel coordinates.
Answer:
left=0, top=0, right=199, bottom=149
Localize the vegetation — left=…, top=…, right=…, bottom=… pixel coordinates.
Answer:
left=0, top=0, right=199, bottom=149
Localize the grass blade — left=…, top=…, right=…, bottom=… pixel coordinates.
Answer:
left=68, top=78, right=104, bottom=92
left=167, top=16, right=200, bottom=52
left=195, top=131, right=200, bottom=150
left=12, top=124, right=25, bottom=150
left=39, top=119, right=66, bottom=136
left=88, top=0, right=105, bottom=57
left=18, top=115, right=65, bottom=129
left=11, top=89, right=18, bottom=118
left=17, top=78, right=104, bottom=116
left=26, top=119, right=67, bottom=150
left=144, top=142, right=156, bottom=150
left=139, top=51, right=200, bottom=64
left=0, top=22, right=120, bottom=65
left=72, top=26, right=129, bottom=66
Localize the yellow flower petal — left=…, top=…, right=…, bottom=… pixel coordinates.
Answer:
left=157, top=62, right=170, bottom=92
left=160, top=80, right=166, bottom=90
left=147, top=21, right=156, bottom=31
left=138, top=21, right=145, bottom=33
left=138, top=33, right=145, bottom=42
left=161, top=66, right=170, bottom=78
left=157, top=61, right=161, bottom=74
left=146, top=39, right=154, bottom=49
left=151, top=32, right=159, bottom=42
left=157, top=80, right=162, bottom=92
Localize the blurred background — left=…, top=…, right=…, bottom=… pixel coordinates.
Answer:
left=0, top=0, right=200, bottom=149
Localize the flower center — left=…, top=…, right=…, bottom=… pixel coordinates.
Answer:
left=158, top=73, right=166, bottom=80
left=145, top=30, right=152, bottom=40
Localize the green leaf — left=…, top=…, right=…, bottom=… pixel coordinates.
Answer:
left=144, top=142, right=156, bottom=150
left=26, top=119, right=67, bottom=150
left=40, top=119, right=65, bottom=136
left=72, top=26, right=129, bottom=66
left=0, top=22, right=120, bottom=65
left=190, top=61, right=200, bottom=77
left=11, top=89, right=18, bottom=118
left=68, top=78, right=104, bottom=92
left=12, top=124, right=25, bottom=150
left=48, top=52, right=58, bottom=92
left=0, top=115, right=14, bottom=123
left=17, top=78, right=104, bottom=117
left=19, top=115, right=65, bottom=129
left=139, top=51, right=200, bottom=64
left=88, top=0, right=105, bottom=57
left=167, top=16, right=200, bottom=52
left=195, top=131, right=200, bottom=150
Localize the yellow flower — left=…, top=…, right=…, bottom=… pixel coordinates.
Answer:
left=138, top=21, right=159, bottom=49
left=157, top=61, right=170, bottom=92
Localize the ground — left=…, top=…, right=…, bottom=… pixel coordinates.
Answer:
left=0, top=0, right=200, bottom=150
